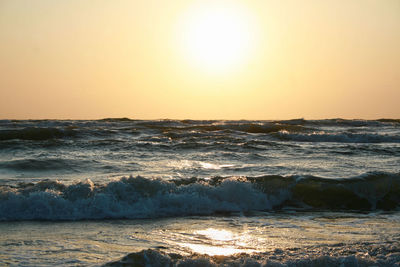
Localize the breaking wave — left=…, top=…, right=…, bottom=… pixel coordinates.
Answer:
left=0, top=172, right=398, bottom=221
left=103, top=245, right=400, bottom=267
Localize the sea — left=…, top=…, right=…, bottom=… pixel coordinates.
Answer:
left=0, top=118, right=399, bottom=266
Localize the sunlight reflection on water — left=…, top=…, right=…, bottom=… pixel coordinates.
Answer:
left=181, top=228, right=257, bottom=256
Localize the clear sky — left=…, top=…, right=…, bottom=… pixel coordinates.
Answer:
left=1, top=0, right=399, bottom=120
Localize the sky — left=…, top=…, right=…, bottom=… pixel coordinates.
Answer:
left=1, top=0, right=399, bottom=120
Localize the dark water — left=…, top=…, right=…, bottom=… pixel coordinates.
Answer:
left=1, top=119, right=399, bottom=180
left=0, top=119, right=399, bottom=266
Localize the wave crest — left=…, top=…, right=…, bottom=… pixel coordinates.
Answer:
left=0, top=176, right=273, bottom=221
left=0, top=172, right=399, bottom=221
left=275, top=130, right=400, bottom=143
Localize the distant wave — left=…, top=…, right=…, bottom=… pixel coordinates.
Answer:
left=1, top=119, right=399, bottom=143
left=99, top=117, right=136, bottom=122
left=1, top=172, right=398, bottom=221
left=275, top=131, right=400, bottom=143
left=376, top=118, right=400, bottom=123
left=0, top=127, right=77, bottom=141
left=179, top=123, right=307, bottom=134
left=277, top=118, right=400, bottom=127
left=96, top=118, right=400, bottom=126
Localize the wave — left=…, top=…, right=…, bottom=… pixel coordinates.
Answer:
left=130, top=121, right=309, bottom=135
left=182, top=123, right=307, bottom=134
left=0, top=121, right=306, bottom=142
left=275, top=131, right=400, bottom=143
left=0, top=158, right=89, bottom=172
left=99, top=117, right=136, bottom=122
left=0, top=172, right=399, bottom=221
left=103, top=246, right=399, bottom=267
left=288, top=118, right=400, bottom=127
left=96, top=118, right=400, bottom=127
left=0, top=127, right=77, bottom=141
left=1, top=119, right=399, bottom=144
left=377, top=118, right=400, bottom=123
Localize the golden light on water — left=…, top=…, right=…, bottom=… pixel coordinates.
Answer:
left=182, top=243, right=248, bottom=256
left=197, top=228, right=234, bottom=241
left=181, top=228, right=256, bottom=256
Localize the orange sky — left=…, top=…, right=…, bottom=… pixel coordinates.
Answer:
left=1, top=0, right=399, bottom=120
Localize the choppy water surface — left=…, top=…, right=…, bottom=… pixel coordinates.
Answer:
left=0, top=119, right=399, bottom=266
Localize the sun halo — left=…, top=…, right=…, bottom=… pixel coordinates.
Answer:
left=178, top=3, right=257, bottom=75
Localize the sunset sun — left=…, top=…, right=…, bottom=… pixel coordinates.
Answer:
left=179, top=3, right=257, bottom=73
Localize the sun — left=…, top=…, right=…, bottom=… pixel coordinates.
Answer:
left=178, top=2, right=257, bottom=74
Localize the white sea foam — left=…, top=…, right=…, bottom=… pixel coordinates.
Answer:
left=0, top=177, right=279, bottom=221
left=1, top=172, right=399, bottom=221
left=104, top=246, right=400, bottom=267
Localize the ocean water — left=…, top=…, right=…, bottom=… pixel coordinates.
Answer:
left=0, top=118, right=399, bottom=266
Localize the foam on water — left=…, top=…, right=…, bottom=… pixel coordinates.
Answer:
left=1, top=172, right=399, bottom=221
left=2, top=211, right=399, bottom=266
left=0, top=176, right=273, bottom=220
left=104, top=246, right=400, bottom=267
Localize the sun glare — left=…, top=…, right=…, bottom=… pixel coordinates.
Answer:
left=178, top=2, right=258, bottom=74
left=180, top=228, right=257, bottom=256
